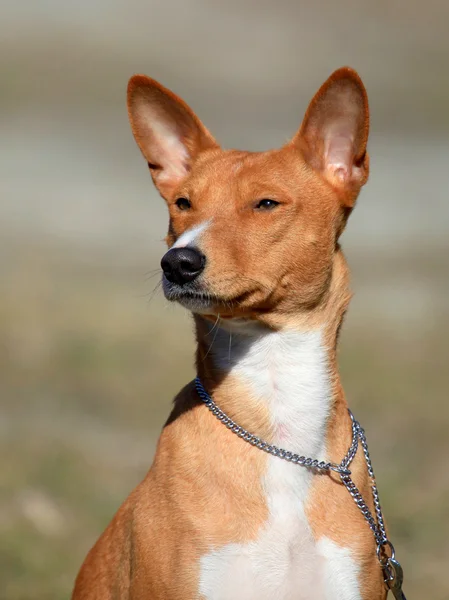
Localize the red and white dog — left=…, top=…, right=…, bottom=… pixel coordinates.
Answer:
left=72, top=67, right=388, bottom=599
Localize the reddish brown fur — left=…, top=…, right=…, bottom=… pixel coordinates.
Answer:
left=72, top=68, right=386, bottom=599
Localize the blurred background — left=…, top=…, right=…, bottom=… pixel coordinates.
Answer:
left=1, top=1, right=448, bottom=598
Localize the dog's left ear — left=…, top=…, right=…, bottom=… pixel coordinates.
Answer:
left=292, top=67, right=369, bottom=206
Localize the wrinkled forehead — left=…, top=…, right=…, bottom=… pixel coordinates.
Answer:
left=179, top=148, right=312, bottom=202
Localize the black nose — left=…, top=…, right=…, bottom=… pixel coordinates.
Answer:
left=161, top=247, right=206, bottom=285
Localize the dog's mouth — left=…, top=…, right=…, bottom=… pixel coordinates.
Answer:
left=162, top=278, right=223, bottom=315
left=162, top=275, right=270, bottom=318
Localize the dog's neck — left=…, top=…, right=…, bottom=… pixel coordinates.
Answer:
left=194, top=251, right=352, bottom=457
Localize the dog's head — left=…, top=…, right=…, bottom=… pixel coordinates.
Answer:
left=127, top=68, right=369, bottom=323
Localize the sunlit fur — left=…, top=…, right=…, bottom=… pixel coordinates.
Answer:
left=72, top=68, right=386, bottom=600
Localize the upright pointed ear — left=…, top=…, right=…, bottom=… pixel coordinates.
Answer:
left=127, top=75, right=219, bottom=198
left=292, top=67, right=369, bottom=206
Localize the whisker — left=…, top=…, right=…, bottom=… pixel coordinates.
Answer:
left=144, top=266, right=161, bottom=275
left=203, top=315, right=221, bottom=362
left=205, top=314, right=221, bottom=337
left=144, top=270, right=162, bottom=282
left=146, top=280, right=163, bottom=304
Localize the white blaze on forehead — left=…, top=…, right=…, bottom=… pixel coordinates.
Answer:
left=172, top=220, right=210, bottom=249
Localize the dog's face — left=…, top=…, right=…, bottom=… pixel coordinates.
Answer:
left=127, top=68, right=369, bottom=321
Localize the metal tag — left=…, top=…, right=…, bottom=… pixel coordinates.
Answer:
left=385, top=558, right=407, bottom=600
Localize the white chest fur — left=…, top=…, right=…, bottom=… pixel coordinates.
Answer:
left=198, top=323, right=361, bottom=600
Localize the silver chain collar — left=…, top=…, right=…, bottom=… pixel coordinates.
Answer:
left=194, top=377, right=406, bottom=599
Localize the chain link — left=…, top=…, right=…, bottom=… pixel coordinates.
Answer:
left=195, top=377, right=395, bottom=571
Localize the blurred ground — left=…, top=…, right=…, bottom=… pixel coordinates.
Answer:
left=1, top=1, right=448, bottom=598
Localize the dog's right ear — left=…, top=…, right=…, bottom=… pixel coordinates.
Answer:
left=127, top=75, right=218, bottom=198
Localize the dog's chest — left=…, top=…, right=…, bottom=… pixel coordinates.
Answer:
left=199, top=459, right=323, bottom=599
left=198, top=327, right=362, bottom=599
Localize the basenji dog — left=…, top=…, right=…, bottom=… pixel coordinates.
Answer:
left=72, top=67, right=389, bottom=599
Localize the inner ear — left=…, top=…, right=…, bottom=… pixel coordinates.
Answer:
left=292, top=67, right=369, bottom=201
left=127, top=75, right=218, bottom=198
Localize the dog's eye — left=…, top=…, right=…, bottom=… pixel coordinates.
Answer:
left=175, top=197, right=191, bottom=210
left=255, top=199, right=279, bottom=211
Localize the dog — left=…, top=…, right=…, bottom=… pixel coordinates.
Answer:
left=72, top=67, right=388, bottom=599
